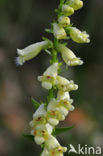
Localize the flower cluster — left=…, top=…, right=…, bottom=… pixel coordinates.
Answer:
left=30, top=62, right=77, bottom=155
left=29, top=61, right=78, bottom=155
left=16, top=0, right=90, bottom=155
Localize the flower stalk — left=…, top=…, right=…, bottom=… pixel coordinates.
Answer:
left=16, top=0, right=90, bottom=155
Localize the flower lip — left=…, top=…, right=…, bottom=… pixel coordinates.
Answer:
left=42, top=82, right=52, bottom=90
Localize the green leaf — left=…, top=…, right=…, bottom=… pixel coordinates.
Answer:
left=45, top=49, right=52, bottom=55
left=23, top=134, right=34, bottom=142
left=41, top=143, right=45, bottom=149
left=31, top=97, right=40, bottom=109
left=42, top=36, right=51, bottom=42
left=45, top=28, right=53, bottom=34
left=47, top=87, right=54, bottom=103
left=53, top=126, right=74, bottom=136
left=65, top=36, right=71, bottom=40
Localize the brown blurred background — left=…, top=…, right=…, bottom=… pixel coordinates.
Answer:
left=0, top=0, right=103, bottom=156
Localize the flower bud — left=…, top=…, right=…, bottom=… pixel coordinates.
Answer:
left=38, top=63, right=59, bottom=90
left=58, top=16, right=70, bottom=27
left=58, top=44, right=83, bottom=66
left=16, top=40, right=52, bottom=65
left=69, top=27, right=90, bottom=43
left=62, top=5, right=74, bottom=16
left=67, top=0, right=83, bottom=10
left=53, top=23, right=67, bottom=40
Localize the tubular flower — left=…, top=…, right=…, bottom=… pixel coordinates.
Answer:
left=38, top=63, right=59, bottom=90
left=16, top=40, right=52, bottom=65
left=69, top=27, right=90, bottom=43
left=46, top=94, right=74, bottom=127
left=56, top=76, right=78, bottom=92
left=58, top=44, right=83, bottom=66
left=67, top=0, right=83, bottom=11
left=31, top=123, right=53, bottom=145
left=58, top=16, right=70, bottom=27
left=41, top=135, right=67, bottom=156
left=57, top=90, right=71, bottom=100
left=62, top=4, right=74, bottom=16
left=47, top=98, right=65, bottom=126
left=57, top=91, right=74, bottom=111
left=53, top=23, right=67, bottom=40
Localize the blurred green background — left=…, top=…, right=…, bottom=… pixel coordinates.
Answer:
left=0, top=0, right=103, bottom=156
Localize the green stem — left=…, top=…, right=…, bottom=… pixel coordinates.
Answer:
left=47, top=87, right=54, bottom=103
left=47, top=0, right=63, bottom=104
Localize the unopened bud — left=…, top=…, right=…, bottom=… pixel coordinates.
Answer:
left=62, top=5, right=74, bottom=16
left=67, top=0, right=83, bottom=11
left=53, top=23, right=67, bottom=40
left=58, top=16, right=70, bottom=27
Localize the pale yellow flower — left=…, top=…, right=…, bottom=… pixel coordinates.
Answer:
left=67, top=0, right=83, bottom=11
left=47, top=99, right=65, bottom=126
left=70, top=27, right=90, bottom=43
left=62, top=4, right=74, bottom=16
left=57, top=91, right=74, bottom=111
left=56, top=76, right=78, bottom=92
left=16, top=40, right=52, bottom=65
left=42, top=135, right=67, bottom=156
left=38, top=63, right=59, bottom=90
left=58, top=44, right=83, bottom=66
left=58, top=16, right=70, bottom=27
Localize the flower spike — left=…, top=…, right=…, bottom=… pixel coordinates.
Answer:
left=16, top=0, right=90, bottom=155
left=16, top=40, right=52, bottom=65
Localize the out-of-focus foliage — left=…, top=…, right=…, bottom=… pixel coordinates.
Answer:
left=0, top=0, right=103, bottom=156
